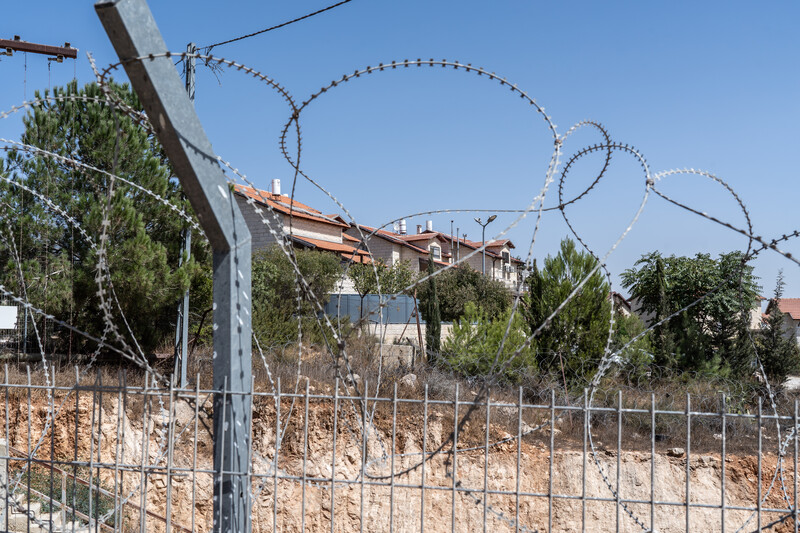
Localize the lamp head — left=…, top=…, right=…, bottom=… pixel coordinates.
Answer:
left=487, top=214, right=497, bottom=223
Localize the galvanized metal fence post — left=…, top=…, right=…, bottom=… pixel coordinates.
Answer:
left=94, top=1, right=253, bottom=531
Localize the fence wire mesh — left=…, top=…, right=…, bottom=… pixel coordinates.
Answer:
left=2, top=366, right=800, bottom=532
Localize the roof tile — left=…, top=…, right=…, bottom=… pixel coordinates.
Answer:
left=234, top=185, right=349, bottom=228
left=773, top=298, right=800, bottom=320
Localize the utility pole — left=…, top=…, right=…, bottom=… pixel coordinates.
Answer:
left=2, top=36, right=77, bottom=356
left=450, top=220, right=454, bottom=264
left=174, top=43, right=196, bottom=388
left=0, top=36, right=77, bottom=61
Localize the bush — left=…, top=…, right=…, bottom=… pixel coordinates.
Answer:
left=417, top=264, right=510, bottom=323
left=251, top=246, right=344, bottom=347
left=442, top=302, right=535, bottom=383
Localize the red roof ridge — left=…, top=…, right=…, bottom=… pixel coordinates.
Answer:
left=234, top=185, right=348, bottom=228
left=348, top=224, right=431, bottom=255
left=769, top=298, right=800, bottom=320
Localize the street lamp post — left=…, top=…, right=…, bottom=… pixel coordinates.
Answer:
left=474, top=214, right=497, bottom=275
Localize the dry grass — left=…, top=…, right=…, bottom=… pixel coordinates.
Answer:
left=4, top=333, right=798, bottom=458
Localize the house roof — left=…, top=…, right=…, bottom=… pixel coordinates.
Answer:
left=341, top=252, right=373, bottom=264
left=486, top=239, right=515, bottom=249
left=234, top=185, right=349, bottom=228
left=769, top=298, right=800, bottom=320
left=288, top=235, right=372, bottom=265
left=610, top=291, right=632, bottom=311
left=398, top=233, right=433, bottom=242
left=399, top=232, right=450, bottom=244
left=419, top=257, right=454, bottom=269
left=349, top=224, right=430, bottom=255
left=290, top=235, right=369, bottom=256
left=444, top=234, right=525, bottom=264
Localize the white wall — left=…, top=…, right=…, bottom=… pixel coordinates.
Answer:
left=344, top=228, right=399, bottom=265
left=289, top=217, right=342, bottom=243
left=237, top=195, right=283, bottom=250
left=0, top=306, right=17, bottom=330
left=333, top=274, right=356, bottom=295
left=365, top=323, right=454, bottom=345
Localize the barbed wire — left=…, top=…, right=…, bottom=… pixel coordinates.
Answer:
left=0, top=46, right=799, bottom=532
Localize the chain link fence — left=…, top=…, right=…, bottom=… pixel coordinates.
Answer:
left=2, top=361, right=800, bottom=532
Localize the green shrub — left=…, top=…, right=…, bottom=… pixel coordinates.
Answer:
left=417, top=264, right=511, bottom=323
left=442, top=302, right=535, bottom=383
left=251, top=246, right=344, bottom=347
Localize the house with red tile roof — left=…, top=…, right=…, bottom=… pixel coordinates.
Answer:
left=235, top=181, right=524, bottom=295
left=764, top=298, right=800, bottom=345
left=449, top=234, right=525, bottom=289
left=610, top=292, right=632, bottom=316
left=345, top=220, right=525, bottom=289
left=233, top=180, right=371, bottom=265
left=344, top=223, right=448, bottom=273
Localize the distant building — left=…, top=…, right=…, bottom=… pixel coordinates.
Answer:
left=344, top=223, right=449, bottom=273
left=234, top=181, right=525, bottom=295
left=610, top=292, right=632, bottom=316
left=345, top=220, right=525, bottom=290
left=233, top=180, right=370, bottom=265
left=764, top=298, right=800, bottom=345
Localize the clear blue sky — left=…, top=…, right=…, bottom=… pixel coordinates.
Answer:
left=2, top=1, right=799, bottom=299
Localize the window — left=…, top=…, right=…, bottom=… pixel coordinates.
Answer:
left=502, top=251, right=510, bottom=264
left=431, top=245, right=441, bottom=260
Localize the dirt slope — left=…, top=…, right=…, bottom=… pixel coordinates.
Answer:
left=3, top=392, right=795, bottom=532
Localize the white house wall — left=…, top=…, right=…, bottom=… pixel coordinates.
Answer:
left=782, top=314, right=800, bottom=345
left=399, top=245, right=427, bottom=271
left=333, top=274, right=356, bottom=295
left=237, top=194, right=345, bottom=251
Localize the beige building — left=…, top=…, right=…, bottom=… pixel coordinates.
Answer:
left=343, top=224, right=447, bottom=273
left=233, top=180, right=371, bottom=265
left=234, top=181, right=525, bottom=293
left=345, top=221, right=525, bottom=290
left=763, top=298, right=800, bottom=345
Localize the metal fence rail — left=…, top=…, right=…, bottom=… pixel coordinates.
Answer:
left=1, top=367, right=798, bottom=532
left=325, top=294, right=420, bottom=325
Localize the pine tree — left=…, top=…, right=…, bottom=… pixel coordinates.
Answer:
left=524, top=238, right=611, bottom=385
left=0, top=81, right=207, bottom=354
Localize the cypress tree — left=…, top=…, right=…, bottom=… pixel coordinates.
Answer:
left=424, top=259, right=441, bottom=363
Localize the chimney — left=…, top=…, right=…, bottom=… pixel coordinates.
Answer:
left=399, top=219, right=407, bottom=235
left=426, top=220, right=433, bottom=232
left=271, top=178, right=281, bottom=195
left=416, top=224, right=423, bottom=234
